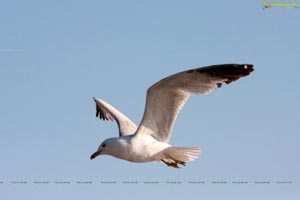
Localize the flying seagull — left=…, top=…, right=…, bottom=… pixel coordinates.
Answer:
left=90, top=64, right=254, bottom=168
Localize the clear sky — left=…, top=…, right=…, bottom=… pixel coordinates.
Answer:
left=0, top=0, right=299, bottom=199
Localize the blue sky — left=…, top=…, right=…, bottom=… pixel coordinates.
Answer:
left=0, top=0, right=299, bottom=199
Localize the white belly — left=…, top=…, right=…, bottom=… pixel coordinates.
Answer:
left=123, top=134, right=170, bottom=163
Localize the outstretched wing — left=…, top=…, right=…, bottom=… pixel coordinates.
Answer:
left=93, top=97, right=137, bottom=136
left=135, top=64, right=254, bottom=142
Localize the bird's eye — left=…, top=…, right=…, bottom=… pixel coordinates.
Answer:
left=102, top=144, right=106, bottom=148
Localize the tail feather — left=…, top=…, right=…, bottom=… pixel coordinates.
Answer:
left=160, top=147, right=201, bottom=168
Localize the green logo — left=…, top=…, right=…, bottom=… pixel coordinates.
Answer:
left=263, top=0, right=300, bottom=9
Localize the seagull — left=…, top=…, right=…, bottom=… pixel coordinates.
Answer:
left=90, top=64, right=254, bottom=168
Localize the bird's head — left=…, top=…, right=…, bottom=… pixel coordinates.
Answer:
left=90, top=138, right=119, bottom=160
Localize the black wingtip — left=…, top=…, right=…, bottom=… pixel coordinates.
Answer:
left=240, top=64, right=254, bottom=73
left=196, top=63, right=254, bottom=85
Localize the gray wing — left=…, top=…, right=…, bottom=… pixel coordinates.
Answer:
left=135, top=64, right=254, bottom=142
left=93, top=97, right=137, bottom=136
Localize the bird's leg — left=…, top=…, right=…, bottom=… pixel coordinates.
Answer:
left=160, top=157, right=186, bottom=168
left=173, top=159, right=186, bottom=166
left=161, top=159, right=179, bottom=168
